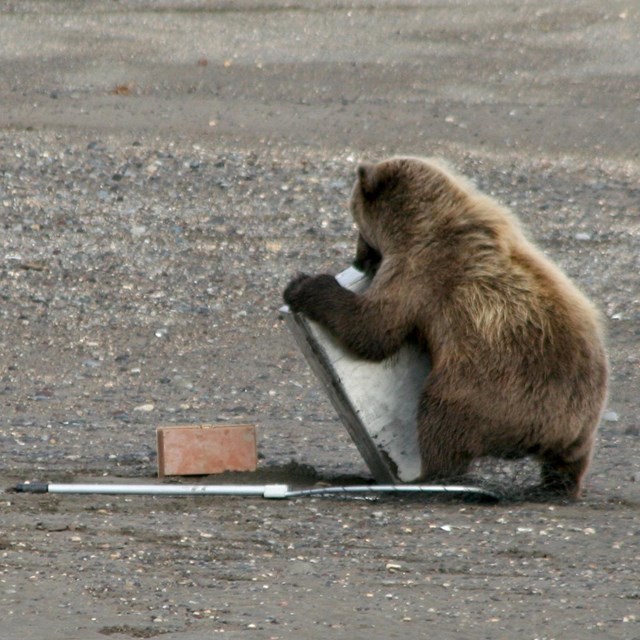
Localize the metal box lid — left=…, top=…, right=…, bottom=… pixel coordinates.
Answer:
left=282, top=267, right=431, bottom=483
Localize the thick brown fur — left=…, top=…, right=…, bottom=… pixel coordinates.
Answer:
left=284, top=157, right=608, bottom=499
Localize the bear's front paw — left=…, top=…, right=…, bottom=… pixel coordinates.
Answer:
left=283, top=273, right=311, bottom=310
left=283, top=273, right=336, bottom=314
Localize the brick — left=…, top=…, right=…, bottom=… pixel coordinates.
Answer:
left=157, top=424, right=257, bottom=477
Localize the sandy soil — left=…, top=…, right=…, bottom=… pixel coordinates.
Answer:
left=1, top=2, right=639, bottom=638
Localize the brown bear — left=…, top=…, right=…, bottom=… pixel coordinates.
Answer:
left=283, top=156, right=608, bottom=499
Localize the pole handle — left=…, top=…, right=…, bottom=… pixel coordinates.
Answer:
left=13, top=482, right=49, bottom=493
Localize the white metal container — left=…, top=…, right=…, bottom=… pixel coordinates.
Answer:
left=282, top=267, right=431, bottom=483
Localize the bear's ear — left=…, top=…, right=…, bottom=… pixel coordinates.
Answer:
left=357, top=162, right=386, bottom=199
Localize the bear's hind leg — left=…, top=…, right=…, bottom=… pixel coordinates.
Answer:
left=539, top=435, right=594, bottom=500
left=416, top=397, right=481, bottom=482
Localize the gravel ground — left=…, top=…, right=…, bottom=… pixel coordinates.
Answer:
left=1, top=2, right=639, bottom=639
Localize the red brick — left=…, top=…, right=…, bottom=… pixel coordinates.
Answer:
left=157, top=424, right=257, bottom=477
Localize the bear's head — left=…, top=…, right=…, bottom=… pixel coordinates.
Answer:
left=350, top=157, right=461, bottom=259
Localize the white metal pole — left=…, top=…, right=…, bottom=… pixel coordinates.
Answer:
left=13, top=482, right=499, bottom=501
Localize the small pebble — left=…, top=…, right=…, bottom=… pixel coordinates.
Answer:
left=133, top=403, right=155, bottom=412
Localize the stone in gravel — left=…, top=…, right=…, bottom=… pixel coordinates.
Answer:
left=133, top=403, right=155, bottom=412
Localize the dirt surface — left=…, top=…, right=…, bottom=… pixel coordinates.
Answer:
left=1, top=1, right=639, bottom=639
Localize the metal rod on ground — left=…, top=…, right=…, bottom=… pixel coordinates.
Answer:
left=12, top=482, right=500, bottom=501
